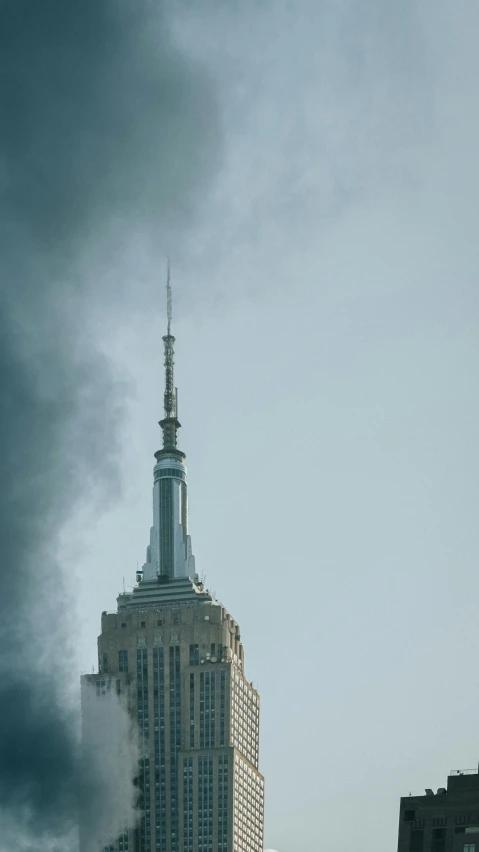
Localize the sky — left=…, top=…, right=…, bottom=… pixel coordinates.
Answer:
left=1, top=1, right=479, bottom=851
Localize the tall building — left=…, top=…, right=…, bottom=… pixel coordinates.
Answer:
left=82, top=273, right=264, bottom=852
left=397, top=767, right=479, bottom=852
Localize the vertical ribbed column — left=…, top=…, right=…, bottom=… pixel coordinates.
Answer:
left=153, top=647, right=166, bottom=852
left=169, top=645, right=181, bottom=850
left=137, top=648, right=150, bottom=852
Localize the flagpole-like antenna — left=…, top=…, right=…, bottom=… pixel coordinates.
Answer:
left=159, top=258, right=181, bottom=449
left=166, top=257, right=172, bottom=336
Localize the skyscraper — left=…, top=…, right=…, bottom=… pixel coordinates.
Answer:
left=81, top=271, right=264, bottom=852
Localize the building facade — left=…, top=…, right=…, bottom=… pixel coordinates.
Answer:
left=397, top=769, right=479, bottom=852
left=82, top=273, right=264, bottom=852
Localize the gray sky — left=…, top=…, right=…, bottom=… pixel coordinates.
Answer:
left=71, top=3, right=479, bottom=850
left=2, top=1, right=479, bottom=850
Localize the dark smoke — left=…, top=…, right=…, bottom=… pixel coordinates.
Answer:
left=0, top=1, right=218, bottom=848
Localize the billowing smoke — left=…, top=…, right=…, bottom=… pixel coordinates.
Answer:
left=80, top=685, right=140, bottom=850
left=0, top=1, right=218, bottom=849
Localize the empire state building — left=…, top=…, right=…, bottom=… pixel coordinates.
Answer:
left=81, top=273, right=265, bottom=852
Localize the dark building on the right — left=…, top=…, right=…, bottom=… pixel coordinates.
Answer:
left=398, top=768, right=479, bottom=852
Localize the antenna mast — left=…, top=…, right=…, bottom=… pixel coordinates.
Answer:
left=159, top=259, right=180, bottom=449
left=166, top=257, right=172, bottom=336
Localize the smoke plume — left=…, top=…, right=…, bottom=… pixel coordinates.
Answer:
left=0, top=1, right=218, bottom=849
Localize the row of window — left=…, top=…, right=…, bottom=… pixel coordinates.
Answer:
left=218, top=754, right=229, bottom=851
left=138, top=757, right=151, bottom=852
left=109, top=634, right=215, bottom=679
left=154, top=466, right=186, bottom=481
left=410, top=827, right=479, bottom=852
left=220, top=670, right=226, bottom=747
left=200, top=672, right=216, bottom=750
left=120, top=618, right=165, bottom=628
left=169, top=645, right=181, bottom=852
left=233, top=671, right=258, bottom=703
left=232, top=682, right=259, bottom=765
left=190, top=673, right=195, bottom=748
left=189, top=643, right=224, bottom=665
left=234, top=757, right=264, bottom=850
left=118, top=831, right=129, bottom=852
left=198, top=756, right=214, bottom=851
left=153, top=647, right=166, bottom=852
left=159, top=478, right=174, bottom=579
left=183, top=757, right=194, bottom=852
left=137, top=650, right=151, bottom=852
left=407, top=810, right=479, bottom=827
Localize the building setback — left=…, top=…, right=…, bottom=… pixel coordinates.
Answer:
left=397, top=768, right=479, bottom=852
left=81, top=270, right=264, bottom=852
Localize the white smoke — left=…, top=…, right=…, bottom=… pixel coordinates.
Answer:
left=0, top=819, right=78, bottom=852
left=80, top=683, right=139, bottom=851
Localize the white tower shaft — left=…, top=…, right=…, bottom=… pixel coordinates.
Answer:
left=142, top=265, right=196, bottom=582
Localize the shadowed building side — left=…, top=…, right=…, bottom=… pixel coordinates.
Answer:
left=397, top=768, right=479, bottom=852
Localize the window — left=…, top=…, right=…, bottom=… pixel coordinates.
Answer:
left=119, top=650, right=128, bottom=672
left=141, top=621, right=146, bottom=628
left=464, top=845, right=476, bottom=852
left=169, top=645, right=181, bottom=851
left=154, top=467, right=186, bottom=481
left=157, top=619, right=162, bottom=626
left=409, top=828, right=424, bottom=852
left=121, top=622, right=127, bottom=628
left=189, top=674, right=195, bottom=748
left=431, top=828, right=446, bottom=852
left=405, top=810, right=416, bottom=822
left=159, top=478, right=174, bottom=578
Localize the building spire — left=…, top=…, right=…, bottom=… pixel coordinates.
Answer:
left=166, top=257, right=172, bottom=336
left=159, top=259, right=181, bottom=449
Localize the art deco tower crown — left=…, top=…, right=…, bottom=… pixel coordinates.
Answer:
left=141, top=264, right=196, bottom=585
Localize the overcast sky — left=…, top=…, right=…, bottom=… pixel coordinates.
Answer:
left=2, top=1, right=479, bottom=851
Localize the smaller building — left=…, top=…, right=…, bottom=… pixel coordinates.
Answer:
left=397, top=768, right=479, bottom=852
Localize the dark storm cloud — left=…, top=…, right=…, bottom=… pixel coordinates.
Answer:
left=0, top=0, right=216, bottom=248
left=0, top=0, right=219, bottom=847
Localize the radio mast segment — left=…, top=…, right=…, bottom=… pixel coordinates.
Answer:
left=166, top=256, right=172, bottom=336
